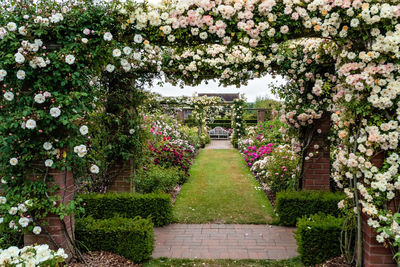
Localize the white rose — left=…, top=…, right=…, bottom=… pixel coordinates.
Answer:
left=33, top=226, right=42, bottom=235
left=106, top=64, right=115, bottom=73
left=16, top=70, right=26, bottom=80
left=7, top=22, right=17, bottom=31
left=134, top=34, right=143, bottom=43
left=45, top=159, right=53, bottom=167
left=34, top=94, right=45, bottom=104
left=79, top=125, right=89, bottom=135
left=112, top=49, right=121, bottom=57
left=9, top=207, right=18, bottom=215
left=50, top=107, right=61, bottom=118
left=26, top=119, right=37, bottom=129
left=103, top=32, right=113, bottom=41
left=43, top=142, right=53, bottom=151
left=3, top=92, right=14, bottom=101
left=65, top=54, right=75, bottom=65
left=90, top=165, right=99, bottom=174
left=19, top=217, right=29, bottom=228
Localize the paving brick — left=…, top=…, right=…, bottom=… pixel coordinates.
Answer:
left=152, top=224, right=298, bottom=260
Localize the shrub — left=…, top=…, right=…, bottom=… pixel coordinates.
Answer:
left=0, top=229, right=23, bottom=249
left=295, top=214, right=344, bottom=265
left=250, top=144, right=299, bottom=193
left=80, top=192, right=172, bottom=227
left=276, top=190, right=344, bottom=226
left=76, top=216, right=154, bottom=263
left=135, top=165, right=184, bottom=193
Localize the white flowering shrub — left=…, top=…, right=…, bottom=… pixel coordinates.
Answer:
left=0, top=245, right=67, bottom=266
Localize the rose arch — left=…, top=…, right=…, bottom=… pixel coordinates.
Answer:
left=1, top=0, right=400, bottom=266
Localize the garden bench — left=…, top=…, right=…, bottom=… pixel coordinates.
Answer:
left=208, top=127, right=230, bottom=139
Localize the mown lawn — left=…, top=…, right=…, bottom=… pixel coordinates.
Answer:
left=144, top=257, right=302, bottom=267
left=173, top=149, right=276, bottom=224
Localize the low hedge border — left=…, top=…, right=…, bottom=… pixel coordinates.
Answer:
left=295, top=214, right=344, bottom=265
left=76, top=216, right=154, bottom=262
left=79, top=192, right=172, bottom=227
left=276, top=190, right=344, bottom=226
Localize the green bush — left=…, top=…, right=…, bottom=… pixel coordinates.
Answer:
left=200, top=133, right=211, bottom=146
left=76, top=216, right=154, bottom=262
left=0, top=229, right=23, bottom=249
left=80, top=192, right=172, bottom=226
left=295, top=214, right=344, bottom=265
left=276, top=190, right=344, bottom=226
left=135, top=165, right=183, bottom=194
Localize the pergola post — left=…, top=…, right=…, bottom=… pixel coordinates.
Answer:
left=302, top=113, right=331, bottom=190
left=257, top=109, right=265, bottom=123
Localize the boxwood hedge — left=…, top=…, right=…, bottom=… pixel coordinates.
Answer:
left=76, top=216, right=154, bottom=262
left=79, top=192, right=172, bottom=227
left=276, top=190, right=344, bottom=226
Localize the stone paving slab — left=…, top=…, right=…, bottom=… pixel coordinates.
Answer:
left=153, top=224, right=298, bottom=260
left=205, top=140, right=233, bottom=149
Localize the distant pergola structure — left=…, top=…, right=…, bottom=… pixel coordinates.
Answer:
left=175, top=93, right=272, bottom=126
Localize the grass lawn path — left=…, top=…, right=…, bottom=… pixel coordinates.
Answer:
left=173, top=149, right=276, bottom=224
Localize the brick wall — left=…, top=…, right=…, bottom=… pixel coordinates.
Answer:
left=362, top=213, right=396, bottom=267
left=361, top=151, right=396, bottom=267
left=257, top=110, right=265, bottom=123
left=24, top=168, right=74, bottom=255
left=302, top=113, right=331, bottom=190
left=108, top=160, right=134, bottom=193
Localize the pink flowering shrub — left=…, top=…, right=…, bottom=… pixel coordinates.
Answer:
left=251, top=145, right=299, bottom=193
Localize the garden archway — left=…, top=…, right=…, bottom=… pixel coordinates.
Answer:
left=1, top=1, right=400, bottom=266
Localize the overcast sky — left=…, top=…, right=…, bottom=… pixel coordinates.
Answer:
left=146, top=75, right=286, bottom=102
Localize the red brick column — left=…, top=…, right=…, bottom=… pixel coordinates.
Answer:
left=108, top=160, right=134, bottom=193
left=24, top=169, right=74, bottom=254
left=257, top=109, right=265, bottom=123
left=177, top=110, right=185, bottom=122
left=361, top=151, right=396, bottom=267
left=362, top=213, right=396, bottom=267
left=302, top=113, right=331, bottom=190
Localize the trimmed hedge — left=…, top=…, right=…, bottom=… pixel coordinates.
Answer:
left=276, top=190, right=344, bottom=226
left=295, top=214, right=344, bottom=265
left=76, top=216, right=154, bottom=262
left=80, top=192, right=172, bottom=227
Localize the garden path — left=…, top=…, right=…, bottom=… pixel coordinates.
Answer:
left=173, top=149, right=275, bottom=224
left=152, top=147, right=298, bottom=260
left=205, top=140, right=233, bottom=149
left=152, top=224, right=298, bottom=260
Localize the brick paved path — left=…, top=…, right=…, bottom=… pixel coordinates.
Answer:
left=152, top=224, right=298, bottom=260
left=205, top=140, right=233, bottom=149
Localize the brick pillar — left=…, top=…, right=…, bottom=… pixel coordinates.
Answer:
left=302, top=113, right=331, bottom=190
left=108, top=160, right=134, bottom=193
left=257, top=109, right=265, bottom=123
left=177, top=110, right=185, bottom=122
left=361, top=151, right=396, bottom=267
left=24, top=169, right=74, bottom=254
left=362, top=213, right=396, bottom=267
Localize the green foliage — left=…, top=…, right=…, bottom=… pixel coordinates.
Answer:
left=232, top=97, right=246, bottom=140
left=0, top=230, right=23, bottom=249
left=254, top=97, right=282, bottom=117
left=295, top=214, right=344, bottom=265
left=200, top=133, right=211, bottom=147
left=76, top=216, right=154, bottom=263
left=276, top=190, right=344, bottom=226
left=80, top=192, right=172, bottom=227
left=135, top=165, right=184, bottom=194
